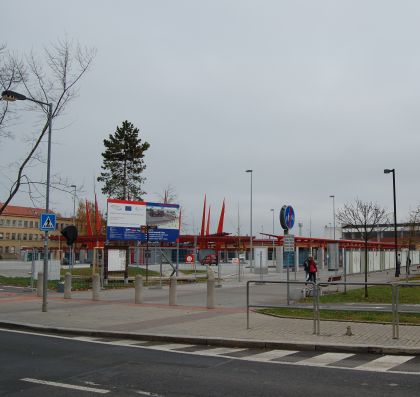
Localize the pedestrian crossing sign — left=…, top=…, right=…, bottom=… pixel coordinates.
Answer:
left=40, top=213, right=56, bottom=231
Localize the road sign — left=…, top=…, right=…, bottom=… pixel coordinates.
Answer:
left=40, top=213, right=56, bottom=231
left=280, top=205, right=295, bottom=230
left=283, top=234, right=295, bottom=252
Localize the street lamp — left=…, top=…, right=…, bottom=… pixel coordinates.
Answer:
left=270, top=209, right=275, bottom=266
left=384, top=168, right=399, bottom=277
left=70, top=184, right=77, bottom=269
left=2, top=90, right=53, bottom=312
left=329, top=195, right=336, bottom=240
left=245, top=170, right=253, bottom=268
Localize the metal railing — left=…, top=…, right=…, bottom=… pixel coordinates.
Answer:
left=246, top=280, right=420, bottom=339
left=246, top=280, right=320, bottom=335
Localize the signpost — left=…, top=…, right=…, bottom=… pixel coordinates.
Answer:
left=280, top=205, right=295, bottom=305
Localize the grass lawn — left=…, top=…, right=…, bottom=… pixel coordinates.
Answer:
left=256, top=279, right=420, bottom=324
left=310, top=282, right=420, bottom=305
left=0, top=275, right=33, bottom=288
left=0, top=266, right=206, bottom=290
left=257, top=307, right=420, bottom=325
left=60, top=266, right=160, bottom=277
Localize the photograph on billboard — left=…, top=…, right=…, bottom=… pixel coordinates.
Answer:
left=106, top=199, right=180, bottom=242
left=146, top=202, right=180, bottom=242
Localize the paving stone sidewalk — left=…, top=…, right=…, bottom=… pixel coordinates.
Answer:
left=1, top=281, right=420, bottom=355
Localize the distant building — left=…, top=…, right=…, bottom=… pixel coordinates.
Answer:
left=0, top=203, right=72, bottom=258
left=341, top=223, right=420, bottom=248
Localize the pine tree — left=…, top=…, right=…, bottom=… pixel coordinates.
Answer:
left=97, top=121, right=150, bottom=200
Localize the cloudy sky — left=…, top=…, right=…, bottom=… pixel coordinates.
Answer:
left=1, top=0, right=420, bottom=238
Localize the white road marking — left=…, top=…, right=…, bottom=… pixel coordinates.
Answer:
left=247, top=350, right=298, bottom=361
left=356, top=355, right=415, bottom=372
left=21, top=378, right=110, bottom=394
left=135, top=390, right=162, bottom=396
left=105, top=339, right=149, bottom=346
left=2, top=328, right=420, bottom=375
left=150, top=343, right=195, bottom=351
left=195, top=347, right=247, bottom=356
left=298, top=352, right=354, bottom=366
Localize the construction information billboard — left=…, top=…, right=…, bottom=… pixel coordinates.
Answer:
left=106, top=199, right=180, bottom=242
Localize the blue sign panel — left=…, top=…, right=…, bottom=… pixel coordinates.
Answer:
left=106, top=200, right=180, bottom=242
left=40, top=213, right=56, bottom=231
left=280, top=205, right=295, bottom=230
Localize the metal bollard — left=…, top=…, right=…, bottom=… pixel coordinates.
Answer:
left=92, top=273, right=101, bottom=301
left=37, top=271, right=43, bottom=297
left=64, top=272, right=72, bottom=299
left=135, top=274, right=143, bottom=304
left=169, top=276, right=177, bottom=305
left=207, top=269, right=215, bottom=309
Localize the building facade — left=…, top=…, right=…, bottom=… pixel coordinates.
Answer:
left=0, top=203, right=72, bottom=258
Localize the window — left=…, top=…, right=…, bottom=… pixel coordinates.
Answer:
left=29, top=234, right=33, bottom=240
left=29, top=221, right=34, bottom=228
left=0, top=233, right=3, bottom=240
left=35, top=222, right=39, bottom=228
left=10, top=246, right=15, bottom=254
left=17, top=233, right=21, bottom=240
left=23, top=234, right=27, bottom=240
left=11, top=233, right=16, bottom=240
left=12, top=220, right=16, bottom=226
left=18, top=220, right=23, bottom=227
left=5, top=233, right=10, bottom=239
left=6, top=219, right=10, bottom=226
left=0, top=219, right=3, bottom=225
left=24, top=221, right=28, bottom=227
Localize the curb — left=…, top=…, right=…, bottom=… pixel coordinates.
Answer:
left=1, top=320, right=419, bottom=356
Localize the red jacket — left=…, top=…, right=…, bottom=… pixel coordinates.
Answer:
left=308, top=259, right=317, bottom=273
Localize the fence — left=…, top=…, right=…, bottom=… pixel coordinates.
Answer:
left=246, top=280, right=420, bottom=340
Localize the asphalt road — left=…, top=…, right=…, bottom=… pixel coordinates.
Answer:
left=1, top=329, right=420, bottom=397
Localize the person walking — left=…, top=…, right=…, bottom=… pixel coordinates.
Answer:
left=303, top=256, right=310, bottom=282
left=308, top=256, right=318, bottom=283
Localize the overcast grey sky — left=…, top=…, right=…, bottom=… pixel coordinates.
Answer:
left=2, top=0, right=420, bottom=237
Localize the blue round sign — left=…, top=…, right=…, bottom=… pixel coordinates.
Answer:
left=280, top=205, right=295, bottom=230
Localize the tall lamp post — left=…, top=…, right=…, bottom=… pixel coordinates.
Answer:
left=245, top=170, right=253, bottom=268
left=2, top=90, right=53, bottom=312
left=329, top=195, right=336, bottom=240
left=270, top=208, right=275, bottom=266
left=70, top=184, right=77, bottom=269
left=384, top=168, right=399, bottom=277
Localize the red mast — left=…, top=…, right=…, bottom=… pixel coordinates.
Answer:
left=216, top=199, right=225, bottom=235
left=206, top=206, right=211, bottom=235
left=200, top=194, right=206, bottom=236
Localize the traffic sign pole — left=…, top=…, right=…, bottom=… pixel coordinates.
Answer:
left=39, top=212, right=56, bottom=312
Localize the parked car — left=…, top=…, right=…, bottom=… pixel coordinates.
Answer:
left=200, top=254, right=218, bottom=266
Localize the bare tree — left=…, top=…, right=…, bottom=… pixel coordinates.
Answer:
left=0, top=38, right=96, bottom=215
left=154, top=185, right=188, bottom=233
left=0, top=44, right=26, bottom=138
left=404, top=207, right=420, bottom=276
left=156, top=184, right=178, bottom=204
left=337, top=199, right=389, bottom=298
